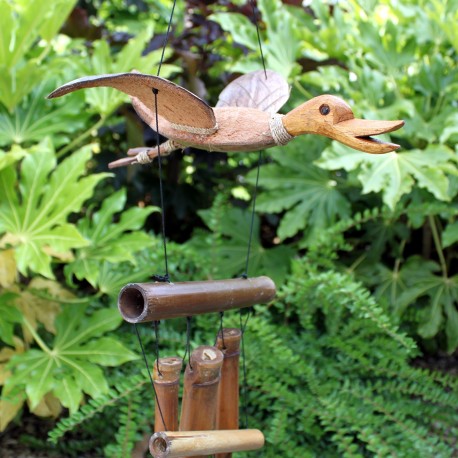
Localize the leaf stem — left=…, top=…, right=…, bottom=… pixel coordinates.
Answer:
left=392, top=237, right=407, bottom=305
left=347, top=253, right=367, bottom=273
left=293, top=79, right=313, bottom=99
left=29, top=288, right=95, bottom=305
left=428, top=215, right=448, bottom=278
left=56, top=116, right=106, bottom=159
left=37, top=42, right=53, bottom=65
left=23, top=317, right=51, bottom=354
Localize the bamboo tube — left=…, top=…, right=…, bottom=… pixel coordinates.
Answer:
left=118, top=277, right=276, bottom=323
left=215, top=329, right=241, bottom=458
left=153, top=357, right=183, bottom=432
left=179, top=346, right=224, bottom=442
left=149, top=429, right=265, bottom=458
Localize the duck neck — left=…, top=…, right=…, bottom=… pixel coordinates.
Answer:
left=282, top=103, right=315, bottom=137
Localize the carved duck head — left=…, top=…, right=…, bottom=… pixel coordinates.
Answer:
left=283, top=95, right=404, bottom=154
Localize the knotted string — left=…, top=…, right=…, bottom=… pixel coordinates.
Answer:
left=134, top=324, right=168, bottom=431
left=133, top=0, right=178, bottom=431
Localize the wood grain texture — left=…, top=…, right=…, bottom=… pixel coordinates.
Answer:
left=47, top=72, right=217, bottom=131
left=283, top=95, right=404, bottom=154
left=153, top=357, right=183, bottom=432
left=215, top=329, right=242, bottom=458
left=149, top=430, right=265, bottom=458
left=48, top=70, right=405, bottom=157
left=117, top=277, right=276, bottom=323
left=131, top=100, right=277, bottom=152
left=179, top=346, right=224, bottom=458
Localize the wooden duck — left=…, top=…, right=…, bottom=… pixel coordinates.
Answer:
left=48, top=70, right=404, bottom=168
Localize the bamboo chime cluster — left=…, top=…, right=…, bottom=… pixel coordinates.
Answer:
left=117, top=276, right=276, bottom=457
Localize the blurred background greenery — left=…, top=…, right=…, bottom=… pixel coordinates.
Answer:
left=1, top=0, right=458, bottom=456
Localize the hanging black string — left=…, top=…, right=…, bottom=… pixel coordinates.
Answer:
left=180, top=316, right=193, bottom=371
left=153, top=320, right=162, bottom=376
left=236, top=0, right=268, bottom=431
left=137, top=0, right=267, bottom=434
left=151, top=0, right=178, bottom=280
left=241, top=150, right=263, bottom=279
left=237, top=150, right=263, bottom=429
left=186, top=316, right=193, bottom=370
left=157, top=0, right=178, bottom=77
left=134, top=324, right=168, bottom=430
left=239, top=307, right=252, bottom=429
left=215, top=311, right=226, bottom=349
left=249, top=0, right=267, bottom=78
left=152, top=88, right=170, bottom=282
left=133, top=1, right=179, bottom=419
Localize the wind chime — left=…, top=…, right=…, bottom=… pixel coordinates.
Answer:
left=48, top=2, right=404, bottom=456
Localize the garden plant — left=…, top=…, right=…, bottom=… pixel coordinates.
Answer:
left=1, top=0, right=458, bottom=457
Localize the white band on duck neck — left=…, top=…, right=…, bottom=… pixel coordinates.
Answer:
left=269, top=114, right=293, bottom=146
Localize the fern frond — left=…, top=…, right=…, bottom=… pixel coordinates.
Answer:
left=48, top=374, right=148, bottom=444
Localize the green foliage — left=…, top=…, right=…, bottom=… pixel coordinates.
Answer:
left=187, top=194, right=293, bottom=283
left=317, top=143, right=455, bottom=210
left=238, top=259, right=458, bottom=457
left=213, top=0, right=458, bottom=352
left=379, top=256, right=458, bottom=352
left=0, top=292, right=21, bottom=346
left=0, top=83, right=89, bottom=148
left=76, top=27, right=177, bottom=117
left=102, top=387, right=146, bottom=458
left=4, top=303, right=137, bottom=415
left=246, top=138, right=350, bottom=241
left=0, top=144, right=28, bottom=170
left=0, top=139, right=109, bottom=278
left=65, top=189, right=158, bottom=288
left=0, top=0, right=77, bottom=111
left=211, top=0, right=302, bottom=77
left=48, top=373, right=148, bottom=447
left=1, top=0, right=458, bottom=455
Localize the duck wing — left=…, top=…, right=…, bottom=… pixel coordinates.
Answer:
left=216, top=70, right=290, bottom=114
left=48, top=72, right=217, bottom=134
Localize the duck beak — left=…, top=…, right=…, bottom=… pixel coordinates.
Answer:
left=332, top=118, right=405, bottom=154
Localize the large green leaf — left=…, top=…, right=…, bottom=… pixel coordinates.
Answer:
left=0, top=145, right=28, bottom=171
left=5, top=304, right=137, bottom=414
left=0, top=139, right=110, bottom=278
left=211, top=0, right=301, bottom=77
left=246, top=139, right=350, bottom=243
left=443, top=221, right=458, bottom=248
left=0, top=61, right=42, bottom=113
left=317, top=143, right=456, bottom=209
left=66, top=189, right=158, bottom=287
left=358, top=20, right=417, bottom=74
left=78, top=28, right=178, bottom=116
left=188, top=204, right=293, bottom=284
left=0, top=0, right=77, bottom=111
left=0, top=0, right=76, bottom=69
left=366, top=257, right=438, bottom=316
left=0, top=83, right=89, bottom=148
left=392, top=257, right=458, bottom=352
left=0, top=292, right=22, bottom=346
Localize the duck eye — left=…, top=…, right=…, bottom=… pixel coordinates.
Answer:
left=319, top=104, right=330, bottom=116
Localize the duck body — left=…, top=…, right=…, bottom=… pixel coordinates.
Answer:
left=134, top=103, right=277, bottom=153
left=47, top=69, right=404, bottom=168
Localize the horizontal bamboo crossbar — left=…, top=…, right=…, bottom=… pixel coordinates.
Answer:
left=118, top=277, right=276, bottom=323
left=149, top=430, right=265, bottom=458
